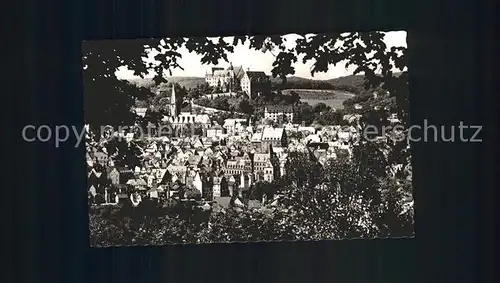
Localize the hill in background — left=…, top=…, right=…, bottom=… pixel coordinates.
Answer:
left=129, top=77, right=205, bottom=90
left=128, top=72, right=401, bottom=95
left=129, top=74, right=367, bottom=91
left=326, top=75, right=366, bottom=88
left=269, top=75, right=365, bottom=87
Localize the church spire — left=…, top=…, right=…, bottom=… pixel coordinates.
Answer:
left=171, top=85, right=176, bottom=104
left=170, top=86, right=177, bottom=117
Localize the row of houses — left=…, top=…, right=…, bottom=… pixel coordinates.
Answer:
left=87, top=108, right=376, bottom=206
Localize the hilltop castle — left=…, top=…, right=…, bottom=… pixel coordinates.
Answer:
left=205, top=62, right=244, bottom=90
left=205, top=63, right=272, bottom=98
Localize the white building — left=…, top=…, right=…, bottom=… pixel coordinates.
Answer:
left=264, top=105, right=294, bottom=123
left=205, top=63, right=244, bottom=90
left=133, top=107, right=148, bottom=117
left=240, top=70, right=271, bottom=98
left=223, top=118, right=247, bottom=135
left=193, top=172, right=203, bottom=195
left=212, top=176, right=222, bottom=197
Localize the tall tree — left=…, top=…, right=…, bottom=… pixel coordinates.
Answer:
left=82, top=41, right=155, bottom=134
left=238, top=99, right=254, bottom=115
left=284, top=151, right=323, bottom=188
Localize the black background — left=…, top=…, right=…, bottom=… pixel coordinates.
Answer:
left=6, top=0, right=495, bottom=283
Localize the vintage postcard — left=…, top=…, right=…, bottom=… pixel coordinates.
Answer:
left=83, top=31, right=414, bottom=247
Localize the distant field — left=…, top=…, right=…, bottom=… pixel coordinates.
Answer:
left=283, top=89, right=355, bottom=109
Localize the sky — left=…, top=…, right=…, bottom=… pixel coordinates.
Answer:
left=115, top=31, right=407, bottom=81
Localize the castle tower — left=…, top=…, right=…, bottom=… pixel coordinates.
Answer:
left=170, top=86, right=177, bottom=117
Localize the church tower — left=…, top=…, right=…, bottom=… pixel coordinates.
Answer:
left=170, top=85, right=177, bottom=117
left=227, top=62, right=234, bottom=92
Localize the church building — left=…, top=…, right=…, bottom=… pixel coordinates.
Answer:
left=162, top=86, right=211, bottom=128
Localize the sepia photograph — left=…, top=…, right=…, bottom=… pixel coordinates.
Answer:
left=83, top=31, right=414, bottom=247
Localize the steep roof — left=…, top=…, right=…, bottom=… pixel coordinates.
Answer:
left=223, top=118, right=246, bottom=128
left=262, top=127, right=284, bottom=140
left=245, top=71, right=268, bottom=82
left=232, top=66, right=244, bottom=79
left=93, top=151, right=108, bottom=159
left=186, top=155, right=202, bottom=166
left=251, top=132, right=263, bottom=142
left=265, top=105, right=294, bottom=113
left=253, top=153, right=271, bottom=162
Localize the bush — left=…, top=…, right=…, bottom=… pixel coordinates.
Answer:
left=89, top=135, right=413, bottom=246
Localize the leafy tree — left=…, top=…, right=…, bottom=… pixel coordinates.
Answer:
left=104, top=136, right=127, bottom=157
left=135, top=100, right=149, bottom=108
left=103, top=137, right=144, bottom=169
left=196, top=82, right=213, bottom=94
left=228, top=98, right=240, bottom=113
left=238, top=99, right=254, bottom=115
left=211, top=112, right=232, bottom=127
left=284, top=91, right=301, bottom=105
left=287, top=131, right=303, bottom=140
left=252, top=107, right=265, bottom=120
left=192, top=107, right=203, bottom=114
left=192, top=123, right=205, bottom=136
left=360, top=106, right=389, bottom=123
left=276, top=114, right=285, bottom=125
left=150, top=83, right=188, bottom=113
left=89, top=143, right=414, bottom=245
left=262, top=118, right=276, bottom=127
left=88, top=206, right=135, bottom=246
left=284, top=151, right=323, bottom=188
left=187, top=87, right=202, bottom=100
left=218, top=99, right=231, bottom=112
left=194, top=97, right=211, bottom=108
left=293, top=33, right=407, bottom=123
left=120, top=141, right=143, bottom=169
left=250, top=181, right=278, bottom=201
left=82, top=41, right=155, bottom=134
left=185, top=187, right=202, bottom=200
left=233, top=81, right=242, bottom=92
left=316, top=109, right=342, bottom=125
left=211, top=97, right=231, bottom=111
left=313, top=103, right=329, bottom=113
left=150, top=82, right=169, bottom=94
left=294, top=103, right=315, bottom=125
left=140, top=108, right=163, bottom=129
left=277, top=181, right=374, bottom=240
left=373, top=178, right=414, bottom=237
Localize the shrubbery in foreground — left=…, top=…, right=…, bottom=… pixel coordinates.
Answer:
left=89, top=139, right=414, bottom=246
